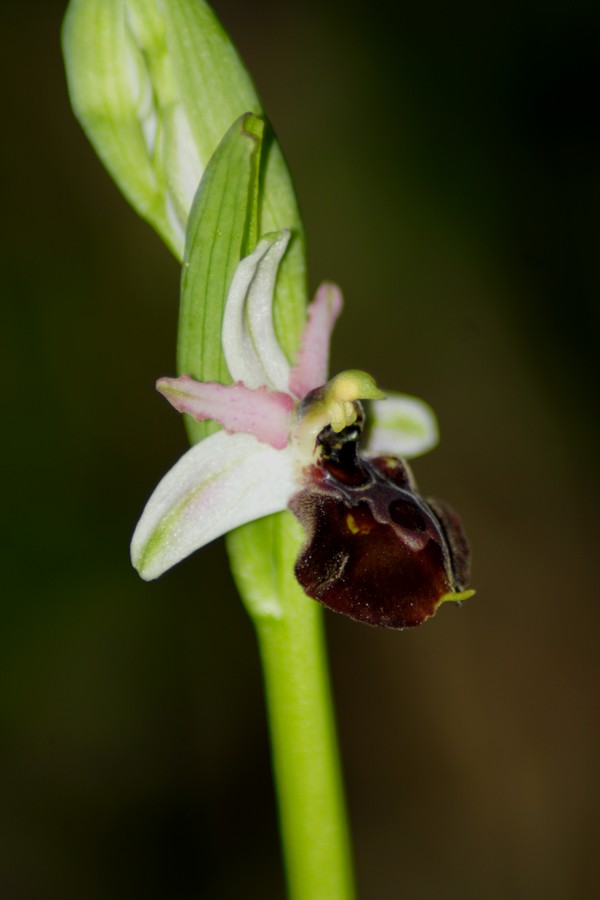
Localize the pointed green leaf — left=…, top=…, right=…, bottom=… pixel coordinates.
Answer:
left=62, top=0, right=181, bottom=253
left=156, top=0, right=307, bottom=357
left=64, top=0, right=312, bottom=635
left=177, top=112, right=264, bottom=443
left=63, top=0, right=307, bottom=354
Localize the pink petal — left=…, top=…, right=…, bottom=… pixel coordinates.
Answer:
left=157, top=376, right=294, bottom=449
left=288, top=282, right=343, bottom=398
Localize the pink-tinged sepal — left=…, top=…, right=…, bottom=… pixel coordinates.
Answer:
left=289, top=282, right=343, bottom=398
left=157, top=376, right=294, bottom=449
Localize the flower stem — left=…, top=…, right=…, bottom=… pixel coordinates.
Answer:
left=227, top=513, right=356, bottom=900
left=255, top=605, right=355, bottom=900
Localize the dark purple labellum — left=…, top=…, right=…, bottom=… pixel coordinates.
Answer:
left=289, top=419, right=472, bottom=629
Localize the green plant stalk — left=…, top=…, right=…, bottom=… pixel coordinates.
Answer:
left=228, top=514, right=356, bottom=900
left=256, top=603, right=355, bottom=900
left=64, top=2, right=355, bottom=886
left=182, top=116, right=356, bottom=896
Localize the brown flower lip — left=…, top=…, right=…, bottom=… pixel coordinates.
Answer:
left=290, top=416, right=473, bottom=629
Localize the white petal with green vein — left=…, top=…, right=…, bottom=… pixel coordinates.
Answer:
left=222, top=232, right=292, bottom=392
left=366, top=393, right=439, bottom=459
left=131, top=431, right=295, bottom=580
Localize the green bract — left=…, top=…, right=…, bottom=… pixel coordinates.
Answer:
left=62, top=0, right=307, bottom=359
left=63, top=0, right=310, bottom=615
left=178, top=113, right=263, bottom=443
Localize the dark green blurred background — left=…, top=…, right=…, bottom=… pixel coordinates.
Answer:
left=2, top=1, right=599, bottom=897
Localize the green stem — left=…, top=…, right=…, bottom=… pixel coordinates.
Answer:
left=256, top=605, right=354, bottom=900
left=228, top=514, right=356, bottom=900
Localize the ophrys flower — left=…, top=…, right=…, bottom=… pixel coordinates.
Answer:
left=131, top=230, right=473, bottom=627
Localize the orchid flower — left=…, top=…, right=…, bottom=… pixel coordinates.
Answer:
left=131, top=229, right=474, bottom=628
left=65, top=4, right=474, bottom=896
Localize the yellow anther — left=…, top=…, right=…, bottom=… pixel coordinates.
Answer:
left=329, top=400, right=358, bottom=433
left=324, top=371, right=383, bottom=432
left=328, top=370, right=385, bottom=404
left=292, top=369, right=385, bottom=457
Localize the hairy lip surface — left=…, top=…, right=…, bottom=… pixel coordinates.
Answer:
left=290, top=426, right=472, bottom=629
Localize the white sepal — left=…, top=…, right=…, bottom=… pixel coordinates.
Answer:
left=222, top=231, right=292, bottom=391
left=366, top=392, right=439, bottom=459
left=131, top=431, right=295, bottom=580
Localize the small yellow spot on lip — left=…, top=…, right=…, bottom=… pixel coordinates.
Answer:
left=346, top=513, right=359, bottom=534
left=346, top=512, right=372, bottom=535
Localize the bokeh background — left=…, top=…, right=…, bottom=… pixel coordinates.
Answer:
left=2, top=1, right=599, bottom=897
